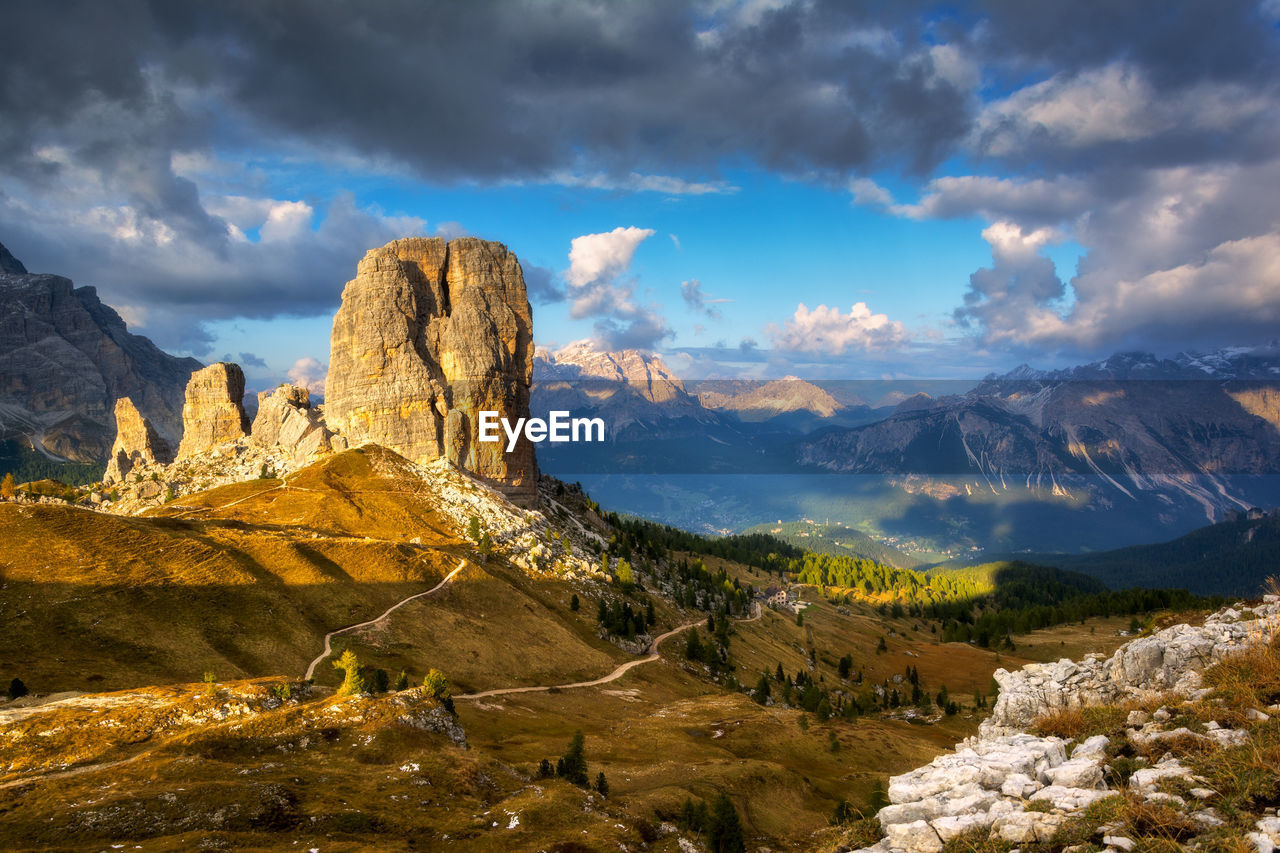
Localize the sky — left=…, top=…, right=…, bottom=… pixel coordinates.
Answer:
left=2, top=0, right=1278, bottom=392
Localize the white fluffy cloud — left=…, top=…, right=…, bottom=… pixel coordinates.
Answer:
left=566, top=226, right=655, bottom=294
left=286, top=356, right=328, bottom=396
left=768, top=302, right=910, bottom=355
left=563, top=226, right=671, bottom=351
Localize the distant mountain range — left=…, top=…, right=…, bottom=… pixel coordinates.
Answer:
left=798, top=346, right=1280, bottom=521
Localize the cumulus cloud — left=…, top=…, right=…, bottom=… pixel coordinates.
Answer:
left=563, top=226, right=670, bottom=351
left=566, top=227, right=654, bottom=293
left=768, top=302, right=910, bottom=355
left=954, top=222, right=1069, bottom=344
left=680, top=279, right=731, bottom=320
left=953, top=160, right=1280, bottom=353
left=287, top=356, right=328, bottom=396
left=3, top=0, right=1279, bottom=364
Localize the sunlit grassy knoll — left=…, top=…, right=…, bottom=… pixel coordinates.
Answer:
left=0, top=452, right=476, bottom=694
left=150, top=447, right=463, bottom=544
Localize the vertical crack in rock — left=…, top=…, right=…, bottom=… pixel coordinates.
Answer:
left=324, top=237, right=537, bottom=503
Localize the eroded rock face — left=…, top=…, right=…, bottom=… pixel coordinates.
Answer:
left=0, top=242, right=200, bottom=461
left=325, top=237, right=537, bottom=502
left=104, top=397, right=173, bottom=484
left=251, top=384, right=334, bottom=463
left=176, top=363, right=251, bottom=458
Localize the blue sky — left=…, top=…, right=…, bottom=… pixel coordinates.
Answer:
left=3, top=1, right=1277, bottom=393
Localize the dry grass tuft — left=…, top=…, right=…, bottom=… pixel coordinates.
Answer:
left=1124, top=799, right=1199, bottom=843
left=1033, top=704, right=1128, bottom=740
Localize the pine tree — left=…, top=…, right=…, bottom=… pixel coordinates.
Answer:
left=754, top=673, right=770, bottom=705
left=537, top=758, right=553, bottom=778
left=467, top=515, right=481, bottom=542
left=0, top=473, right=15, bottom=499
left=393, top=670, right=409, bottom=691
left=706, top=793, right=746, bottom=853
left=370, top=668, right=390, bottom=693
left=334, top=650, right=366, bottom=696
left=685, top=628, right=703, bottom=661
left=557, top=730, right=589, bottom=786
left=6, top=677, right=28, bottom=700
left=570, top=593, right=580, bottom=611
left=594, top=771, right=609, bottom=797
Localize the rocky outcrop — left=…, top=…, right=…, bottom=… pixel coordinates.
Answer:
left=251, top=384, right=336, bottom=463
left=0, top=241, right=26, bottom=275
left=176, top=363, right=251, bottom=458
left=104, top=397, right=173, bottom=484
left=0, top=245, right=200, bottom=461
left=981, top=600, right=1280, bottom=739
left=324, top=237, right=537, bottom=503
left=855, top=597, right=1280, bottom=853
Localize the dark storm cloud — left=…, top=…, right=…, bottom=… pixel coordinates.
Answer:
left=1, top=0, right=986, bottom=187
left=1, top=0, right=1277, bottom=358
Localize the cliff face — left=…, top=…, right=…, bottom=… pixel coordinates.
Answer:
left=175, top=363, right=251, bottom=458
left=325, top=237, right=537, bottom=502
left=104, top=397, right=173, bottom=484
left=0, top=241, right=200, bottom=461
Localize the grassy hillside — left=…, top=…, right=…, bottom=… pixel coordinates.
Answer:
left=1030, top=512, right=1280, bottom=596
left=0, top=447, right=1213, bottom=851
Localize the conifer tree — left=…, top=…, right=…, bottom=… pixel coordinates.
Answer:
left=334, top=650, right=366, bottom=696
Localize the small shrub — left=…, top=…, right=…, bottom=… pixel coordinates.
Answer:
left=202, top=671, right=217, bottom=696
left=6, top=677, right=28, bottom=700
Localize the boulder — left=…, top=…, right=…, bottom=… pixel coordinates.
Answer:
left=176, top=363, right=251, bottom=458
left=251, top=384, right=331, bottom=463
left=324, top=237, right=538, bottom=502
left=104, top=397, right=173, bottom=483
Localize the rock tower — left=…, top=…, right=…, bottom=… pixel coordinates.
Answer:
left=103, top=397, right=173, bottom=483
left=175, top=363, right=251, bottom=458
left=324, top=237, right=537, bottom=503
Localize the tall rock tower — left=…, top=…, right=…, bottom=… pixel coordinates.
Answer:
left=324, top=237, right=538, bottom=503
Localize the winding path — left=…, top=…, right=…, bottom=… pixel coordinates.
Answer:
left=303, top=559, right=468, bottom=680
left=456, top=602, right=762, bottom=701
